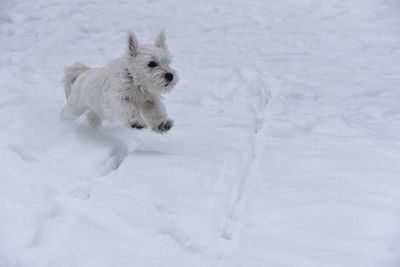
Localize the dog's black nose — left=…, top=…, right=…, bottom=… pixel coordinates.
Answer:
left=165, top=73, right=173, bottom=82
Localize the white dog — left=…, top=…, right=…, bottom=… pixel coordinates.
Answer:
left=61, top=31, right=178, bottom=133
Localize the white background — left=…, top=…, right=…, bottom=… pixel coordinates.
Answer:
left=1, top=0, right=400, bottom=266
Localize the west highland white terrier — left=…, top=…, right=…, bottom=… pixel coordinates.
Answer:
left=61, top=31, right=178, bottom=133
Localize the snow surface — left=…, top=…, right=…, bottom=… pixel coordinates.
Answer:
left=1, top=0, right=400, bottom=266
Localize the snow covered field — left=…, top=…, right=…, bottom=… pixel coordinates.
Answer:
left=1, top=0, right=400, bottom=266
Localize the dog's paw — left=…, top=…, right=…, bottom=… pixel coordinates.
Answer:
left=131, top=121, right=147, bottom=130
left=154, top=119, right=174, bottom=133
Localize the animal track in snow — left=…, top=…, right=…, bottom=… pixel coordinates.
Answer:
left=96, top=146, right=128, bottom=177
left=8, top=144, right=39, bottom=163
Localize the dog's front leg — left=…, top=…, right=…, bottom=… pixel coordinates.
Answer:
left=141, top=97, right=173, bottom=133
left=117, top=99, right=148, bottom=130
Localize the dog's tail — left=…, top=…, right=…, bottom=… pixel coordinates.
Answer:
left=63, top=63, right=89, bottom=99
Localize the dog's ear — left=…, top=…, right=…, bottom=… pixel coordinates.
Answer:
left=155, top=30, right=167, bottom=50
left=128, top=32, right=139, bottom=57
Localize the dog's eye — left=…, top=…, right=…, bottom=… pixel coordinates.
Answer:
left=148, top=61, right=158, bottom=68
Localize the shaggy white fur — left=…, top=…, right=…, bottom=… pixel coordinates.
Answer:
left=61, top=31, right=178, bottom=133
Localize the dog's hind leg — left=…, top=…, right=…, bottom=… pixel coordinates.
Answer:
left=86, top=111, right=102, bottom=128
left=60, top=101, right=87, bottom=121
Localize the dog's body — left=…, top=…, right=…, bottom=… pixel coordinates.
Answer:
left=61, top=31, right=177, bottom=133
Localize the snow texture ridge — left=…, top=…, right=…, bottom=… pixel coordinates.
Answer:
left=1, top=0, right=400, bottom=266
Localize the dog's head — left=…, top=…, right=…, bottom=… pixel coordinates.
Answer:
left=126, top=31, right=178, bottom=94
